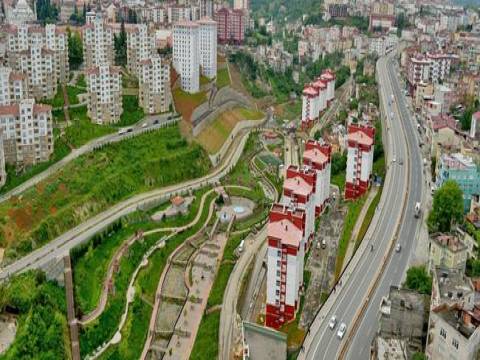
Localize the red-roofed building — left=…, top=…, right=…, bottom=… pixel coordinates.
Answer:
left=214, top=7, right=246, bottom=44
left=284, top=165, right=317, bottom=247
left=345, top=124, right=375, bottom=200
left=266, top=204, right=307, bottom=329
left=301, top=70, right=335, bottom=129
left=303, top=140, right=332, bottom=215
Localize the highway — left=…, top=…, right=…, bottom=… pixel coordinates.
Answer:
left=300, top=54, right=424, bottom=359
left=0, top=127, right=256, bottom=281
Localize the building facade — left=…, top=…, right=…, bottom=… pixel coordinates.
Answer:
left=303, top=140, right=332, bottom=216
left=0, top=99, right=53, bottom=166
left=83, top=12, right=115, bottom=68
left=436, top=153, right=480, bottom=212
left=86, top=65, right=123, bottom=125
left=126, top=24, right=155, bottom=76
left=198, top=18, right=218, bottom=79
left=138, top=56, right=171, bottom=114
left=345, top=124, right=375, bottom=200
left=429, top=233, right=468, bottom=273
left=0, top=66, right=28, bottom=105
left=173, top=21, right=200, bottom=93
left=266, top=204, right=306, bottom=329
left=214, top=7, right=246, bottom=44
left=301, top=70, right=335, bottom=129
left=18, top=46, right=57, bottom=100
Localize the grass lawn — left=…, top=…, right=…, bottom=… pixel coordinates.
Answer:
left=200, top=75, right=211, bottom=86
left=0, top=126, right=211, bottom=261
left=354, top=186, right=382, bottom=250
left=216, top=67, right=231, bottom=89
left=334, top=196, right=367, bottom=279
left=66, top=85, right=84, bottom=105
left=331, top=171, right=346, bottom=194
left=116, top=95, right=144, bottom=127
left=76, top=73, right=86, bottom=88
left=172, top=87, right=207, bottom=122
left=196, top=107, right=264, bottom=154
left=65, top=106, right=115, bottom=148
left=274, top=99, right=302, bottom=121
left=190, top=311, right=221, bottom=360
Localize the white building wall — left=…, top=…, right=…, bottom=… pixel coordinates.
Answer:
left=286, top=253, right=299, bottom=307
left=198, top=21, right=217, bottom=79
left=360, top=148, right=373, bottom=182
left=302, top=96, right=312, bottom=123
left=266, top=246, right=280, bottom=305
left=346, top=146, right=356, bottom=183
left=173, top=23, right=200, bottom=93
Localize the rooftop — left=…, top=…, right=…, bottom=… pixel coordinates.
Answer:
left=284, top=176, right=313, bottom=197
left=441, top=153, right=476, bottom=170
left=431, top=233, right=467, bottom=253
left=303, top=148, right=329, bottom=165
left=268, top=219, right=303, bottom=248
left=348, top=129, right=374, bottom=146
left=434, top=267, right=472, bottom=304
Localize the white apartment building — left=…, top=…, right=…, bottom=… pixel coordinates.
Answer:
left=198, top=18, right=217, bottom=79
left=303, top=140, right=332, bottom=216
left=44, top=24, right=69, bottom=83
left=18, top=45, right=57, bottom=100
left=173, top=21, right=200, bottom=93
left=126, top=24, right=155, bottom=76
left=301, top=70, right=335, bottom=129
left=138, top=56, right=171, bottom=114
left=86, top=65, right=123, bottom=125
left=83, top=13, right=115, bottom=68
left=234, top=0, right=249, bottom=10
left=0, top=132, right=6, bottom=187
left=266, top=204, right=307, bottom=329
left=0, top=99, right=53, bottom=166
left=345, top=124, right=375, bottom=200
left=0, top=66, right=28, bottom=105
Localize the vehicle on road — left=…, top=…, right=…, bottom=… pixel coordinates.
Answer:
left=126, top=127, right=134, bottom=133
left=414, top=202, right=421, bottom=218
left=337, top=323, right=347, bottom=339
left=329, top=316, right=337, bottom=330
left=153, top=119, right=159, bottom=125
left=321, top=239, right=326, bottom=249
left=399, top=159, right=403, bottom=165
left=395, top=243, right=402, bottom=252
left=118, top=128, right=127, bottom=135
left=142, top=122, right=148, bottom=128
left=392, top=157, right=396, bottom=163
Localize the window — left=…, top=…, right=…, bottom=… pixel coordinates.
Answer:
left=440, top=328, right=447, bottom=339
left=452, top=338, right=459, bottom=350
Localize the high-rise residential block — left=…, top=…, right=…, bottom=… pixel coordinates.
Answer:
left=0, top=66, right=29, bottom=105
left=82, top=12, right=115, bottom=68
left=345, top=124, right=375, bottom=200
left=173, top=21, right=200, bottom=93
left=303, top=140, right=332, bottom=215
left=214, top=7, right=246, bottom=44
left=126, top=24, right=155, bottom=76
left=234, top=0, right=249, bottom=10
left=86, top=65, right=123, bottom=125
left=301, top=70, right=335, bottom=129
left=138, top=56, right=171, bottom=114
left=198, top=18, right=217, bottom=79
left=18, top=46, right=57, bottom=100
left=0, top=99, right=53, bottom=166
left=266, top=204, right=307, bottom=329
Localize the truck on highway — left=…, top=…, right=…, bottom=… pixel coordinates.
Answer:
left=414, top=202, right=421, bottom=218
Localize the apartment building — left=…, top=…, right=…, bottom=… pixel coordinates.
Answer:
left=18, top=46, right=57, bottom=100
left=0, top=133, right=6, bottom=188
left=234, top=0, right=249, bottom=10
left=303, top=140, right=332, bottom=216
left=428, top=305, right=480, bottom=360
left=214, top=7, right=246, bottom=44
left=429, top=233, right=468, bottom=273
left=83, top=12, right=115, bottom=68
left=436, top=153, right=480, bottom=212
left=301, top=70, right=335, bottom=129
left=86, top=65, right=123, bottom=125
left=44, top=24, right=69, bottom=83
left=173, top=21, right=200, bottom=93
left=138, top=56, right=171, bottom=114
left=283, top=165, right=317, bottom=247
left=266, top=204, right=307, bottom=329
left=0, top=99, right=53, bottom=166
left=407, top=52, right=456, bottom=93
left=198, top=18, right=217, bottom=79
left=0, top=66, right=28, bottom=105
left=345, top=124, right=375, bottom=200
left=126, top=24, right=155, bottom=76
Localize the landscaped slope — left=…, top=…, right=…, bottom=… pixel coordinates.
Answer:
left=0, top=125, right=211, bottom=261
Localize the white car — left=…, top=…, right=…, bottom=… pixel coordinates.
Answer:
left=142, top=122, right=148, bottom=128
left=395, top=243, right=402, bottom=252
left=337, top=323, right=347, bottom=339
left=328, top=316, right=337, bottom=330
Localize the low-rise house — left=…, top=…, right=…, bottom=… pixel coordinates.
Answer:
left=429, top=233, right=468, bottom=273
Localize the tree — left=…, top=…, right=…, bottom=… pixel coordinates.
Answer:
left=331, top=152, right=347, bottom=176
left=412, top=353, right=427, bottom=360
left=404, top=266, right=432, bottom=295
left=68, top=29, right=83, bottom=70
left=114, top=20, right=127, bottom=66
left=427, top=180, right=464, bottom=233
left=36, top=0, right=58, bottom=24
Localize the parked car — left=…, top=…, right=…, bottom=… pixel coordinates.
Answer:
left=337, top=323, right=347, bottom=339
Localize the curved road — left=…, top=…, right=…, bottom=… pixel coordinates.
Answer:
left=300, top=54, right=424, bottom=360
left=0, top=127, right=255, bottom=281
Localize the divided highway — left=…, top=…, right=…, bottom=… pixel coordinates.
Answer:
left=300, top=54, right=424, bottom=359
